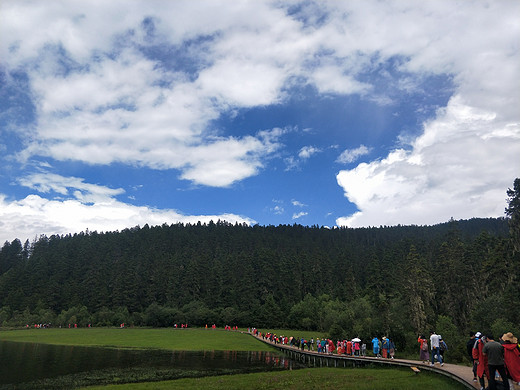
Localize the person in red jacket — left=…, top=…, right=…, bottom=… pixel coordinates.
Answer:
left=476, top=335, right=490, bottom=390
left=346, top=340, right=353, bottom=355
left=502, top=332, right=520, bottom=386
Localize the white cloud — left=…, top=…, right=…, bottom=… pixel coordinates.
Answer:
left=310, top=65, right=371, bottom=95
left=18, top=173, right=124, bottom=203
left=1, top=0, right=519, bottom=235
left=328, top=0, right=520, bottom=227
left=2, top=2, right=299, bottom=188
left=298, top=146, right=320, bottom=160
left=292, top=200, right=306, bottom=207
left=0, top=174, right=255, bottom=244
left=337, top=96, right=520, bottom=227
left=337, top=145, right=371, bottom=164
left=292, top=211, right=308, bottom=220
left=272, top=205, right=284, bottom=215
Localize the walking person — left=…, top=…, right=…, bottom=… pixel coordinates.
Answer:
left=476, top=335, right=490, bottom=390
left=388, top=338, right=395, bottom=359
left=382, top=337, right=389, bottom=359
left=418, top=335, right=429, bottom=363
left=439, top=336, right=448, bottom=362
left=482, top=334, right=509, bottom=390
left=372, top=336, right=381, bottom=357
left=430, top=331, right=444, bottom=366
left=467, top=331, right=478, bottom=382
left=501, top=332, right=520, bottom=387
left=346, top=339, right=353, bottom=356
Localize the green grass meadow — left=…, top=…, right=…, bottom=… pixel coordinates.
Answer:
left=84, top=367, right=467, bottom=390
left=0, top=327, right=272, bottom=351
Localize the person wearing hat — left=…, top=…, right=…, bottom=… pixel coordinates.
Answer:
left=502, top=332, right=520, bottom=386
left=382, top=336, right=390, bottom=359
left=482, top=334, right=509, bottom=390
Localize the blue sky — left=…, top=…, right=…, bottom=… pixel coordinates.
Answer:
left=1, top=0, right=519, bottom=244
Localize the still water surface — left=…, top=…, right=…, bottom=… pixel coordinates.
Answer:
left=0, top=340, right=301, bottom=389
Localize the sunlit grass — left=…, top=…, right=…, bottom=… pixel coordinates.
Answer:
left=0, top=327, right=273, bottom=351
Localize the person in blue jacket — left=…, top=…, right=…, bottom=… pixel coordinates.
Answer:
left=372, top=336, right=381, bottom=357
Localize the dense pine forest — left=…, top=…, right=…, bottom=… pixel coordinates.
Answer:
left=1, top=179, right=519, bottom=360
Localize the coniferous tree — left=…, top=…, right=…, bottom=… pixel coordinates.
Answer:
left=505, top=178, right=520, bottom=252
left=403, top=245, right=434, bottom=334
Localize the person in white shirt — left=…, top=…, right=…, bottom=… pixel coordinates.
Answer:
left=430, top=331, right=444, bottom=366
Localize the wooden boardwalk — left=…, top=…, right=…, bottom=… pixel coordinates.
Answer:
left=253, top=335, right=520, bottom=390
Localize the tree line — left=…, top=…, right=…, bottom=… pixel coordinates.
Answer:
left=0, top=178, right=518, bottom=361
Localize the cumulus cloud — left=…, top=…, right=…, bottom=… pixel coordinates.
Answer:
left=0, top=0, right=518, bottom=239
left=0, top=174, right=254, bottom=244
left=2, top=2, right=297, bottom=188
left=337, top=96, right=520, bottom=227
left=331, top=0, right=520, bottom=227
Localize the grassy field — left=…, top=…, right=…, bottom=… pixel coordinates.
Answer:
left=1, top=327, right=468, bottom=389
left=83, top=367, right=467, bottom=390
left=0, top=327, right=273, bottom=351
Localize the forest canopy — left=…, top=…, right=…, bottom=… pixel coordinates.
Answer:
left=0, top=213, right=518, bottom=362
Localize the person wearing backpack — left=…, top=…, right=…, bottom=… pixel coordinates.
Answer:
left=418, top=335, right=429, bottom=363
left=439, top=337, right=448, bottom=362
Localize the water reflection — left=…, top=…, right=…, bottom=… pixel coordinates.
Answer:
left=0, top=341, right=301, bottom=389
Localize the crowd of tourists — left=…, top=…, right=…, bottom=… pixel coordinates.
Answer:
left=464, top=331, right=520, bottom=390
left=249, top=328, right=397, bottom=359
left=250, top=327, right=520, bottom=389
left=418, top=330, right=520, bottom=390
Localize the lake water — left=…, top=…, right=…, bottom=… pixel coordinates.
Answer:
left=0, top=340, right=301, bottom=389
